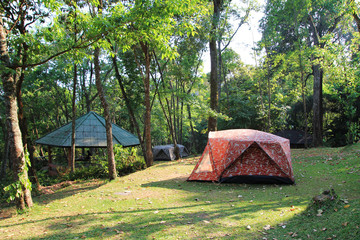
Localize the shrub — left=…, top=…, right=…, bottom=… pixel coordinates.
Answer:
left=114, top=145, right=146, bottom=176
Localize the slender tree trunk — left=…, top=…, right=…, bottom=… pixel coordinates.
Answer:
left=298, top=46, right=309, bottom=148
left=94, top=47, right=117, bottom=179
left=111, top=55, right=148, bottom=164
left=208, top=0, right=221, bottom=132
left=187, top=104, right=195, bottom=153
left=17, top=73, right=40, bottom=190
left=266, top=58, right=272, bottom=132
left=256, top=75, right=265, bottom=129
left=70, top=63, right=77, bottom=172
left=312, top=64, right=323, bottom=147
left=217, top=39, right=222, bottom=107
left=1, top=15, right=32, bottom=209
left=139, top=42, right=154, bottom=167
left=165, top=97, right=180, bottom=160
left=180, top=101, right=184, bottom=144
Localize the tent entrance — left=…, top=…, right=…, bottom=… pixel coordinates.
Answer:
left=220, top=143, right=291, bottom=184
left=194, top=147, right=213, bottom=173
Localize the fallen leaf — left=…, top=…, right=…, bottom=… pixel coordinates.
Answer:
left=114, top=229, right=124, bottom=234
left=342, top=222, right=348, bottom=226
left=263, top=225, right=271, bottom=231
left=344, top=205, right=350, bottom=208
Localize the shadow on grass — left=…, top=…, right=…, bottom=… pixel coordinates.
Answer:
left=1, top=196, right=302, bottom=240
left=34, top=180, right=106, bottom=206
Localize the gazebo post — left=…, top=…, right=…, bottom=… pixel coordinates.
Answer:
left=48, top=146, right=52, bottom=164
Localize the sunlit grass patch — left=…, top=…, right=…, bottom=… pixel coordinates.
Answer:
left=0, top=144, right=359, bottom=239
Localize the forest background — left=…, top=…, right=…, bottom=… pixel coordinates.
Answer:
left=1, top=0, right=359, bottom=210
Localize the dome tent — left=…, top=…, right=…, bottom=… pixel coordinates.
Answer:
left=188, top=129, right=294, bottom=184
left=152, top=144, right=189, bottom=161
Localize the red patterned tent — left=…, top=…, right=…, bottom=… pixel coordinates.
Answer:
left=188, top=129, right=295, bottom=184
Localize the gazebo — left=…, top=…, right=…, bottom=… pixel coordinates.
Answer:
left=35, top=111, right=140, bottom=164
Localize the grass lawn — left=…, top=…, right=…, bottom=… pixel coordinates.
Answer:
left=0, top=144, right=359, bottom=239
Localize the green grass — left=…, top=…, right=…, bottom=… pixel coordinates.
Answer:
left=0, top=144, right=359, bottom=239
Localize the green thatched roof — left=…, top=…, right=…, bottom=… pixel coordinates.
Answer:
left=35, top=111, right=139, bottom=148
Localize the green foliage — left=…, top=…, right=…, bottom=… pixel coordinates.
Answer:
left=0, top=174, right=14, bottom=204
left=3, top=152, right=32, bottom=203
left=66, top=165, right=108, bottom=181
left=113, top=145, right=146, bottom=176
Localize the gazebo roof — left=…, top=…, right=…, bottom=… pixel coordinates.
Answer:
left=35, top=111, right=140, bottom=148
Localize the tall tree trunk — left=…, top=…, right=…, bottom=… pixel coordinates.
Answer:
left=111, top=55, right=148, bottom=164
left=0, top=130, right=9, bottom=180
left=266, top=56, right=272, bottom=132
left=208, top=0, right=221, bottom=132
left=298, top=45, right=309, bottom=148
left=139, top=42, right=154, bottom=167
left=0, top=16, right=33, bottom=209
left=217, top=38, right=222, bottom=107
left=312, top=64, right=323, bottom=147
left=14, top=9, right=40, bottom=193
left=17, top=70, right=40, bottom=190
left=70, top=63, right=77, bottom=172
left=187, top=104, right=195, bottom=153
left=163, top=96, right=180, bottom=160
left=94, top=47, right=117, bottom=180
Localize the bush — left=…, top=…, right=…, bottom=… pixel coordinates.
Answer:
left=114, top=145, right=146, bottom=176
left=0, top=174, right=13, bottom=204
left=33, top=146, right=146, bottom=186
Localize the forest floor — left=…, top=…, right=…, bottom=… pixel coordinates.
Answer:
left=0, top=144, right=359, bottom=239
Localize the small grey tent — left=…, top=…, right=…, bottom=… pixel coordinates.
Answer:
left=35, top=111, right=139, bottom=148
left=152, top=144, right=189, bottom=161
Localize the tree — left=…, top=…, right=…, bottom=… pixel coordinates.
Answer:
left=0, top=0, right=115, bottom=209
left=260, top=0, right=348, bottom=146
left=105, top=0, right=206, bottom=166
left=1, top=14, right=33, bottom=210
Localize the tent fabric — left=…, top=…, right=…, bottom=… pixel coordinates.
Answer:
left=187, top=129, right=294, bottom=184
left=35, top=111, right=140, bottom=148
left=153, top=144, right=189, bottom=161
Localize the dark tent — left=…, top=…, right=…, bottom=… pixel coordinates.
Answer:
left=152, top=144, right=189, bottom=161
left=274, top=130, right=312, bottom=148
left=35, top=111, right=139, bottom=148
